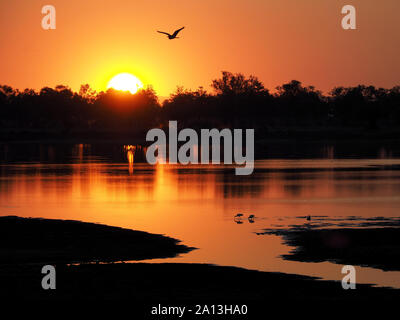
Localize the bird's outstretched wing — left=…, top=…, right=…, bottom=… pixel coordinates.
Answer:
left=172, top=27, right=185, bottom=38
left=157, top=31, right=171, bottom=36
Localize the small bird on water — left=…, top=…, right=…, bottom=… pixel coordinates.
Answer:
left=234, top=213, right=244, bottom=223
left=157, top=27, right=185, bottom=40
left=306, top=215, right=311, bottom=221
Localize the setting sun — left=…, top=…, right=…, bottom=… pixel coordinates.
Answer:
left=107, top=73, right=143, bottom=94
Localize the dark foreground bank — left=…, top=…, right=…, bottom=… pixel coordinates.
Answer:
left=0, top=216, right=399, bottom=306
left=1, top=262, right=399, bottom=302
left=0, top=216, right=193, bottom=264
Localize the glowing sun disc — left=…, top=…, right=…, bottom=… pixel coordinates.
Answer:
left=107, top=73, right=143, bottom=94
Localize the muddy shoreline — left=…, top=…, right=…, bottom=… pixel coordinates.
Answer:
left=1, top=216, right=399, bottom=302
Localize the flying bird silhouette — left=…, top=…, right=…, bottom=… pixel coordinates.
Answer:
left=157, top=27, right=185, bottom=39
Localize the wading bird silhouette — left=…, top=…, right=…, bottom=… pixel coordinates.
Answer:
left=157, top=27, right=185, bottom=39
left=234, top=213, right=244, bottom=224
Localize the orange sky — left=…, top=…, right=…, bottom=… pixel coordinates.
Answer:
left=0, top=0, right=399, bottom=96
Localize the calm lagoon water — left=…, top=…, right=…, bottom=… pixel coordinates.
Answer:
left=1, top=142, right=400, bottom=288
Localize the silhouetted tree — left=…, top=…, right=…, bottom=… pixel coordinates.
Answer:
left=212, top=71, right=266, bottom=96
left=0, top=73, right=399, bottom=140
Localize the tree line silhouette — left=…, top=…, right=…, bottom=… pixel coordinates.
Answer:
left=1, top=71, right=399, bottom=140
